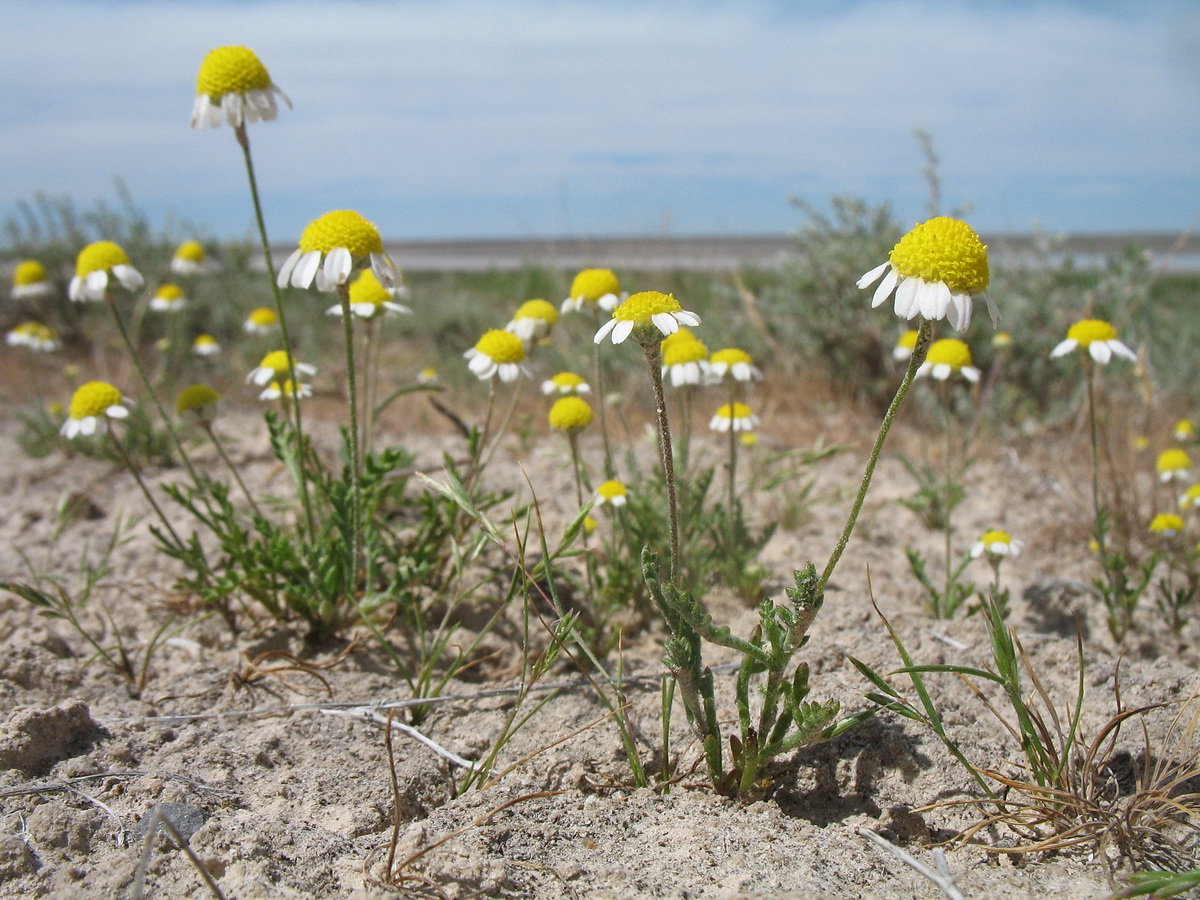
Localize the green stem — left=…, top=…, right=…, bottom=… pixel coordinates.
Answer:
left=201, top=423, right=265, bottom=521
left=941, top=387, right=953, bottom=615
left=726, top=382, right=738, bottom=542
left=642, top=341, right=680, bottom=584
left=336, top=283, right=363, bottom=597
left=592, top=308, right=616, bottom=480
left=109, top=431, right=186, bottom=551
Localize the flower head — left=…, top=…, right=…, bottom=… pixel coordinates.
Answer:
left=1050, top=319, right=1137, bottom=365
left=709, top=347, right=763, bottom=382
left=192, top=334, right=221, bottom=356
left=563, top=269, right=624, bottom=313
left=542, top=371, right=591, bottom=395
left=1178, top=484, right=1200, bottom=512
left=6, top=321, right=60, bottom=352
left=259, top=379, right=312, bottom=402
left=970, top=529, right=1024, bottom=560
left=464, top=329, right=528, bottom=382
left=11, top=260, right=53, bottom=300
left=176, top=384, right=221, bottom=426
left=61, top=381, right=130, bottom=438
left=170, top=240, right=208, bottom=275
left=507, top=299, right=560, bottom=343
left=548, top=396, right=594, bottom=434
left=661, top=328, right=711, bottom=387
left=1150, top=513, right=1185, bottom=537
left=417, top=367, right=438, bottom=385
left=594, top=291, right=701, bottom=346
left=1157, top=448, right=1192, bottom=483
left=277, top=210, right=396, bottom=292
left=247, top=350, right=317, bottom=387
left=709, top=402, right=759, bottom=433
left=244, top=307, right=280, bottom=334
left=191, top=45, right=291, bottom=129
left=594, top=479, right=628, bottom=507
left=1175, top=419, right=1195, bottom=442
left=69, top=241, right=144, bottom=302
left=992, top=331, right=1013, bottom=349
left=149, top=283, right=188, bottom=312
left=892, top=330, right=919, bottom=361
left=857, top=217, right=994, bottom=332
left=327, top=268, right=411, bottom=319
left=917, top=338, right=981, bottom=383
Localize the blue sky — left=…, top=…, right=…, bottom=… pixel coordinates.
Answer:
left=2, top=0, right=1198, bottom=241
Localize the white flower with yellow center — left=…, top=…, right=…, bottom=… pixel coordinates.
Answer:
left=542, top=372, right=591, bottom=395
left=192, top=334, right=221, bottom=356
left=1178, top=484, right=1200, bottom=512
left=1150, top=513, right=1184, bottom=538
left=191, top=45, right=291, bottom=129
left=465, top=329, right=528, bottom=382
left=1157, top=448, right=1192, bottom=484
left=594, top=479, right=628, bottom=507
left=7, top=321, right=60, bottom=352
left=11, top=260, right=53, bottom=300
left=259, top=379, right=312, bottom=402
left=1050, top=319, right=1136, bottom=365
left=417, top=367, right=438, bottom=385
left=917, top=338, right=981, bottom=383
left=1175, top=419, right=1195, bottom=442
left=709, top=347, right=763, bottom=382
left=892, top=330, right=919, bottom=361
left=709, top=402, right=759, bottom=433
left=506, top=299, right=560, bottom=342
left=970, top=530, right=1023, bottom=560
left=326, top=269, right=411, bottom=319
left=548, top=396, right=594, bottom=434
left=244, top=307, right=280, bottom=334
left=247, top=350, right=317, bottom=387
left=278, top=210, right=396, bottom=292
left=594, top=291, right=701, bottom=346
left=176, top=384, right=222, bottom=427
left=61, top=381, right=130, bottom=439
left=563, top=268, right=624, bottom=314
left=661, top=328, right=711, bottom=387
left=149, top=283, right=188, bottom=312
left=858, top=216, right=995, bottom=332
left=170, top=240, right=208, bottom=275
left=68, top=241, right=144, bottom=302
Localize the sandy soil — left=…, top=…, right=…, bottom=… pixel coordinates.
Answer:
left=0, top=393, right=1197, bottom=900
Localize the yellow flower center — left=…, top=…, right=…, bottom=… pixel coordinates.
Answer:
left=895, top=330, right=918, bottom=350
left=1180, top=485, right=1200, bottom=506
left=1157, top=448, right=1191, bottom=474
left=711, top=348, right=752, bottom=367
left=474, top=329, right=526, bottom=364
left=248, top=307, right=279, bottom=327
left=1175, top=419, right=1194, bottom=438
left=14, top=260, right=47, bottom=285
left=176, top=384, right=221, bottom=414
left=548, top=396, right=594, bottom=431
left=75, top=241, right=132, bottom=277
left=69, top=381, right=122, bottom=419
left=1066, top=319, right=1118, bottom=346
left=298, top=210, right=383, bottom=257
left=715, top=403, right=752, bottom=420
left=979, top=529, right=1011, bottom=547
left=992, top=331, right=1013, bottom=348
left=194, top=334, right=218, bottom=348
left=613, top=291, right=682, bottom=324
left=196, top=46, right=273, bottom=99
left=661, top=329, right=708, bottom=366
left=550, top=372, right=585, bottom=389
left=513, top=299, right=560, bottom=323
left=348, top=269, right=391, bottom=307
left=155, top=284, right=184, bottom=301
left=1150, top=513, right=1184, bottom=534
left=570, top=268, right=620, bottom=303
left=175, top=240, right=206, bottom=262
left=596, top=480, right=627, bottom=500
left=925, top=338, right=973, bottom=370
left=258, top=350, right=293, bottom=373
left=888, top=217, right=989, bottom=295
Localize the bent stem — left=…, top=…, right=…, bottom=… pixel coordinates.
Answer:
left=821, top=318, right=931, bottom=590
left=641, top=340, right=680, bottom=584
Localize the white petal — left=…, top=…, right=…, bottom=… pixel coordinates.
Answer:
left=327, top=304, right=344, bottom=316
left=252, top=368, right=276, bottom=386
left=277, top=248, right=304, bottom=288
left=918, top=280, right=950, bottom=321
left=290, top=251, right=322, bottom=289
left=1110, top=340, right=1138, bottom=361
left=68, top=276, right=86, bottom=302
left=985, top=293, right=1000, bottom=327
left=871, top=267, right=899, bottom=308
left=598, top=292, right=621, bottom=312
left=85, top=270, right=109, bottom=299
left=468, top=354, right=494, bottom=376
left=323, top=247, right=353, bottom=287
left=593, top=319, right=618, bottom=344
left=949, top=293, right=972, bottom=332
left=80, top=417, right=98, bottom=436
left=371, top=253, right=397, bottom=287
left=498, top=363, right=521, bottom=383
left=915, top=362, right=931, bottom=378
left=1090, top=342, right=1113, bottom=364
left=1050, top=339, right=1077, bottom=359
left=113, top=264, right=144, bottom=291
left=612, top=320, right=635, bottom=344
left=106, top=405, right=129, bottom=419
left=962, top=366, right=981, bottom=383
left=894, top=277, right=920, bottom=319
left=857, top=261, right=890, bottom=290
left=932, top=363, right=952, bottom=380
left=970, top=543, right=984, bottom=558
left=190, top=95, right=209, bottom=129
left=652, top=313, right=679, bottom=336
left=675, top=310, right=701, bottom=327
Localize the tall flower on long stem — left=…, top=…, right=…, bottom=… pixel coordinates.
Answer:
left=12, top=261, right=54, bottom=300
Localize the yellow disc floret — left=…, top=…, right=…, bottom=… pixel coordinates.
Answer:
left=75, top=241, right=132, bottom=277
left=298, top=210, right=383, bottom=258
left=925, top=338, right=974, bottom=370
left=70, top=381, right=122, bottom=419
left=716, top=402, right=752, bottom=420
left=613, top=291, right=682, bottom=324
left=979, top=529, right=1012, bottom=547
left=570, top=269, right=620, bottom=303
left=258, top=350, right=293, bottom=374
left=514, top=299, right=559, bottom=324
left=1066, top=319, right=1118, bottom=346
left=14, top=261, right=47, bottom=285
left=176, top=384, right=221, bottom=414
left=248, top=307, right=278, bottom=327
left=889, top=217, right=989, bottom=295
left=548, top=396, right=594, bottom=432
left=661, top=329, right=709, bottom=367
left=175, top=240, right=205, bottom=263
left=549, top=372, right=586, bottom=391
left=155, top=284, right=184, bottom=300
left=896, top=330, right=919, bottom=351
left=196, top=46, right=273, bottom=98
left=1150, top=513, right=1184, bottom=535
left=711, top=348, right=752, bottom=367
left=1157, top=448, right=1191, bottom=475
left=596, top=480, right=628, bottom=502
left=474, top=330, right=526, bottom=364
left=349, top=269, right=391, bottom=308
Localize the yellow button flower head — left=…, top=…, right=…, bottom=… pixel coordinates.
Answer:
left=192, top=334, right=221, bottom=356
left=661, top=328, right=711, bottom=387
left=170, top=240, right=208, bottom=275
left=892, top=329, right=920, bottom=361
left=69, top=241, right=144, bottom=302
left=542, top=371, right=591, bottom=395
left=1157, top=448, right=1192, bottom=483
left=563, top=268, right=623, bottom=314
left=149, top=283, right=187, bottom=312
left=191, top=45, right=291, bottom=129
left=247, top=350, right=317, bottom=387
left=709, top=347, right=763, bottom=382
left=6, top=321, right=60, bottom=353
left=970, top=529, right=1024, bottom=560
left=594, top=479, right=628, bottom=507
left=710, top=402, right=759, bottom=433
left=1050, top=318, right=1136, bottom=365
left=595, top=291, right=701, bottom=346
left=260, top=379, right=312, bottom=402
left=327, top=268, right=411, bottom=320
left=62, top=381, right=130, bottom=439
left=244, top=306, right=280, bottom=334
left=176, top=384, right=221, bottom=426
left=506, top=299, right=560, bottom=343
left=464, top=329, right=528, bottom=382
left=917, top=338, right=981, bottom=383
left=858, top=217, right=994, bottom=332
left=1150, top=513, right=1184, bottom=537
left=1178, top=484, right=1200, bottom=512
left=278, top=210, right=397, bottom=293
left=548, top=396, right=594, bottom=433
left=1175, top=419, right=1195, bottom=442
left=11, top=260, right=53, bottom=300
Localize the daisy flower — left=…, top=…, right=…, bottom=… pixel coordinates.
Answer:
left=916, top=338, right=981, bottom=383
left=594, top=479, right=628, bottom=507
left=1175, top=419, right=1195, bottom=442
left=326, top=268, right=411, bottom=320
left=507, top=299, right=560, bottom=343
left=192, top=334, right=221, bottom=356
left=709, top=348, right=763, bottom=382
left=68, top=241, right=144, bottom=302
left=149, top=284, right=188, bottom=312
left=417, top=367, right=438, bottom=385
left=170, top=240, right=208, bottom=275
left=176, top=384, right=222, bottom=427
left=548, top=396, right=594, bottom=434
left=1157, top=448, right=1192, bottom=483
left=247, top=350, right=317, bottom=387
left=191, top=45, right=291, bottom=129
left=661, top=328, right=711, bottom=387
left=563, top=268, right=623, bottom=314
left=594, top=291, right=701, bottom=346
left=464, top=329, right=528, bottom=382
left=1178, top=484, right=1200, bottom=512
left=892, top=330, right=919, bottom=362
left=61, top=381, right=130, bottom=439
left=6, top=322, right=60, bottom=352
left=857, top=216, right=994, bottom=332
left=1050, top=319, right=1136, bottom=365
left=1150, top=513, right=1184, bottom=538
left=970, top=530, right=1024, bottom=560
left=709, top=402, right=759, bottom=433
left=244, top=307, right=280, bottom=334
left=542, top=372, right=591, bottom=395
left=259, top=379, right=312, bottom=402
left=277, top=210, right=396, bottom=292
left=11, top=260, right=53, bottom=300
